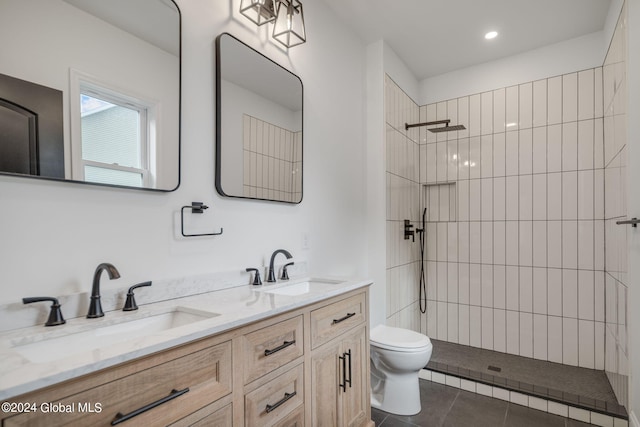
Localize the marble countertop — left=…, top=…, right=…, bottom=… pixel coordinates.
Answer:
left=0, top=276, right=372, bottom=400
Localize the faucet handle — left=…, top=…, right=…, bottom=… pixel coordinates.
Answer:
left=123, top=281, right=152, bottom=311
left=22, top=297, right=66, bottom=327
left=246, top=268, right=262, bottom=286
left=280, top=262, right=294, bottom=280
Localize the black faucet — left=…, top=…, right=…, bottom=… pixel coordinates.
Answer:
left=22, top=297, right=66, bottom=326
left=266, top=249, right=292, bottom=282
left=87, top=263, right=120, bottom=318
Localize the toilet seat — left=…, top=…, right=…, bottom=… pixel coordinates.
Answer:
left=370, top=325, right=432, bottom=352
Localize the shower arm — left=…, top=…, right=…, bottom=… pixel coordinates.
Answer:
left=405, top=119, right=451, bottom=130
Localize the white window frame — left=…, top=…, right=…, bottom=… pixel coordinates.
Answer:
left=70, top=69, right=157, bottom=187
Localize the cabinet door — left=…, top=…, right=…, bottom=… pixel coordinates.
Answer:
left=340, top=326, right=368, bottom=427
left=310, top=341, right=340, bottom=426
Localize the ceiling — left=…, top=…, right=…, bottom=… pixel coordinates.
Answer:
left=320, top=0, right=612, bottom=80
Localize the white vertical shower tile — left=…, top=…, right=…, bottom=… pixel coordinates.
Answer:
left=533, top=174, right=547, bottom=220
left=533, top=221, right=547, bottom=267
left=426, top=143, right=437, bottom=184
left=493, top=132, right=506, bottom=177
left=458, top=179, right=469, bottom=221
left=506, top=266, right=520, bottom=311
left=595, top=220, right=605, bottom=270
left=506, top=85, right=519, bottom=130
left=481, top=263, right=493, bottom=306
left=482, top=178, right=493, bottom=221
left=578, top=69, right=595, bottom=121
left=506, top=222, right=519, bottom=266
left=547, top=173, right=562, bottom=220
left=469, top=137, right=481, bottom=179
left=494, top=177, right=506, bottom=221
left=595, top=67, right=604, bottom=118
left=563, top=317, right=579, bottom=366
left=458, top=304, right=470, bottom=345
left=548, top=316, right=563, bottom=363
left=578, top=270, right=595, bottom=320
left=519, top=82, right=533, bottom=129
left=578, top=119, right=595, bottom=170
left=562, top=220, right=578, bottom=269
left=519, top=266, right=533, bottom=312
left=548, top=124, right=563, bottom=172
left=563, top=122, right=578, bottom=171
left=533, top=314, right=548, bottom=360
left=469, top=179, right=481, bottom=221
left=426, top=223, right=438, bottom=261
left=532, top=267, right=547, bottom=314
left=594, top=169, right=604, bottom=219
left=470, top=222, right=481, bottom=264
left=494, top=221, right=506, bottom=265
left=469, top=94, right=481, bottom=137
left=578, top=221, right=595, bottom=270
left=494, top=88, right=506, bottom=133
left=437, top=223, right=448, bottom=262
left=563, top=73, right=578, bottom=123
left=506, top=176, right=519, bottom=220
left=448, top=223, right=458, bottom=262
left=532, top=127, right=547, bottom=174
left=547, top=221, right=562, bottom=268
left=482, top=307, right=494, bottom=350
left=469, top=306, right=482, bottom=347
left=519, top=222, right=533, bottom=267
left=458, top=221, right=470, bottom=263
left=494, top=265, right=506, bottom=309
left=519, top=175, right=533, bottom=220
left=437, top=301, right=448, bottom=339
left=440, top=184, right=451, bottom=220
left=520, top=312, right=533, bottom=358
left=548, top=76, right=563, bottom=125
left=494, top=309, right=506, bottom=353
left=563, top=269, right=578, bottom=318
left=458, top=96, right=470, bottom=139
left=578, top=170, right=594, bottom=220
left=426, top=300, right=438, bottom=338
left=458, top=138, right=470, bottom=180
left=562, top=172, right=578, bottom=220
left=459, top=262, right=470, bottom=304
left=533, top=79, right=547, bottom=128
left=548, top=269, right=563, bottom=316
left=481, top=91, right=493, bottom=135
left=506, top=310, right=520, bottom=355
left=595, top=321, right=604, bottom=369
left=448, top=303, right=459, bottom=343
left=448, top=262, right=459, bottom=303
left=519, top=129, right=533, bottom=175
left=481, top=135, right=493, bottom=178
left=505, top=131, right=519, bottom=176
left=482, top=222, right=494, bottom=264
left=447, top=99, right=458, bottom=141
left=437, top=141, right=448, bottom=182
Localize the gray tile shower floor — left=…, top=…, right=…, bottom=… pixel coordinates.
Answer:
left=427, top=339, right=626, bottom=418
left=372, top=380, right=599, bottom=427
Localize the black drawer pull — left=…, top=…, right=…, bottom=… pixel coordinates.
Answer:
left=265, top=391, right=297, bottom=413
left=346, top=349, right=352, bottom=388
left=264, top=339, right=296, bottom=356
left=111, top=387, right=189, bottom=425
left=332, top=312, right=356, bottom=324
left=339, top=352, right=347, bottom=391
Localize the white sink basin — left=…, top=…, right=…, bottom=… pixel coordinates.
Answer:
left=12, top=307, right=218, bottom=363
left=259, top=279, right=344, bottom=296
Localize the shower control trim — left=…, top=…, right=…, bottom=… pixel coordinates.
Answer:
left=404, top=220, right=415, bottom=241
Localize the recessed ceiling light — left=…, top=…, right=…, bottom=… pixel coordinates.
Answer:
left=485, top=31, right=498, bottom=40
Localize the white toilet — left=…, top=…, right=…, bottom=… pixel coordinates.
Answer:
left=370, top=324, right=433, bottom=416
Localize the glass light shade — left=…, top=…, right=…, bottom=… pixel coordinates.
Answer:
left=272, top=0, right=306, bottom=48
left=240, top=0, right=276, bottom=26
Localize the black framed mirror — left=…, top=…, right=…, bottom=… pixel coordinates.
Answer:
left=216, top=33, right=303, bottom=203
left=0, top=0, right=181, bottom=191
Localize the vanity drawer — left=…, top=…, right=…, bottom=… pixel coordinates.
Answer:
left=4, top=340, right=232, bottom=427
left=242, top=315, right=304, bottom=384
left=244, top=363, right=304, bottom=427
left=310, top=292, right=366, bottom=349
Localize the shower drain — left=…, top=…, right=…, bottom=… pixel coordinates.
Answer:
left=487, top=365, right=502, bottom=372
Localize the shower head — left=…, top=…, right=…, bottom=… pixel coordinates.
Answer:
left=405, top=119, right=466, bottom=132
left=428, top=124, right=466, bottom=133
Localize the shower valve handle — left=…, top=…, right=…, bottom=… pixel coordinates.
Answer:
left=404, top=220, right=415, bottom=242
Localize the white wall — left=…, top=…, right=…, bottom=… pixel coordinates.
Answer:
left=0, top=0, right=368, bottom=313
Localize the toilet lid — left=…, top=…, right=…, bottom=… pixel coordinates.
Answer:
left=370, top=325, right=432, bottom=351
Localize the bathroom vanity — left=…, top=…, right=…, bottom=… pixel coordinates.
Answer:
left=0, top=278, right=373, bottom=426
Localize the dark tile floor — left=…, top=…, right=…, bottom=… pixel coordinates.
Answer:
left=372, top=380, right=599, bottom=427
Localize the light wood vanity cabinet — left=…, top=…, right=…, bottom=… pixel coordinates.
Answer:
left=1, top=287, right=372, bottom=427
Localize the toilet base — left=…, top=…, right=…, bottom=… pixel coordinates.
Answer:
left=370, top=372, right=421, bottom=416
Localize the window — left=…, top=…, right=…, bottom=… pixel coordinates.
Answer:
left=70, top=71, right=156, bottom=187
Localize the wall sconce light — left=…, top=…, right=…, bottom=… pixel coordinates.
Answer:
left=272, top=0, right=306, bottom=48
left=240, top=0, right=277, bottom=26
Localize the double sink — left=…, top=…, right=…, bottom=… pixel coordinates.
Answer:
left=9, top=278, right=343, bottom=364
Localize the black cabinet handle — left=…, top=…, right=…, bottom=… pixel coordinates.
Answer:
left=111, top=387, right=189, bottom=425
left=264, top=340, right=296, bottom=356
left=339, top=352, right=347, bottom=392
left=346, top=349, right=352, bottom=388
left=265, top=391, right=296, bottom=413
left=332, top=312, right=356, bottom=324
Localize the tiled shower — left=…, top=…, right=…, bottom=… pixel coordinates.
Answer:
left=384, top=3, right=628, bottom=410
